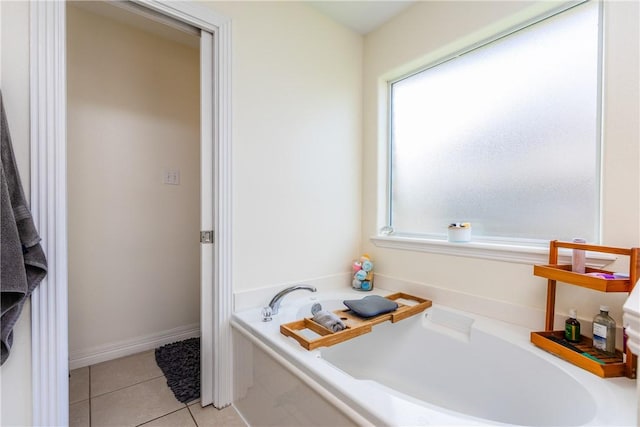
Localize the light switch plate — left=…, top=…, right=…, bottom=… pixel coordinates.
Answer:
left=163, top=169, right=180, bottom=185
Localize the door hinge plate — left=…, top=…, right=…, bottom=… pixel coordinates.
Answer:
left=200, top=230, right=214, bottom=244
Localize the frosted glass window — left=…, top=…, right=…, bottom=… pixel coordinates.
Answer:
left=389, top=1, right=601, bottom=242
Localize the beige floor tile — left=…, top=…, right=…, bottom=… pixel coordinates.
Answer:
left=188, top=403, right=246, bottom=427
left=139, top=408, right=196, bottom=427
left=91, top=377, right=184, bottom=427
left=69, top=399, right=90, bottom=427
left=91, top=350, right=163, bottom=397
left=69, top=367, right=90, bottom=404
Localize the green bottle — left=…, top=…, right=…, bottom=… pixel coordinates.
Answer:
left=564, top=309, right=581, bottom=343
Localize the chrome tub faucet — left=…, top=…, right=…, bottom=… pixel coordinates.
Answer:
left=262, top=284, right=317, bottom=321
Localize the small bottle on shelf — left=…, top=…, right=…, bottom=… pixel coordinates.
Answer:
left=564, top=309, right=581, bottom=343
left=592, top=305, right=616, bottom=355
left=572, top=238, right=586, bottom=273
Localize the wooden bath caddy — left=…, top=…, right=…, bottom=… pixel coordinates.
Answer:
left=280, top=292, right=432, bottom=350
left=531, top=240, right=638, bottom=379
left=531, top=331, right=627, bottom=378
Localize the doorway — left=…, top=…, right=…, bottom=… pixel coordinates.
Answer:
left=29, top=2, right=232, bottom=424
left=66, top=2, right=201, bottom=367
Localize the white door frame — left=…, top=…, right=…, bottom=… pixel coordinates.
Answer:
left=29, top=2, right=232, bottom=425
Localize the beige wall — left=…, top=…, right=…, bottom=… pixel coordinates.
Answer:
left=209, top=1, right=363, bottom=292
left=361, top=1, right=639, bottom=325
left=67, top=6, right=200, bottom=354
left=0, top=1, right=33, bottom=426
left=1, top=1, right=362, bottom=422
left=5, top=0, right=635, bottom=423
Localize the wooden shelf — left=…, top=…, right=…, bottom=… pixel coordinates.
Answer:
left=531, top=240, right=639, bottom=379
left=280, top=293, right=431, bottom=351
left=533, top=264, right=631, bottom=292
left=531, top=331, right=626, bottom=378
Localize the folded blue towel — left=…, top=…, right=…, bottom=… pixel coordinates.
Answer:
left=343, top=295, right=398, bottom=318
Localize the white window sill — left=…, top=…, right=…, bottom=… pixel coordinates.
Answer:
left=370, top=235, right=616, bottom=267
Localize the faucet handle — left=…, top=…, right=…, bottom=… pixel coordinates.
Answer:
left=261, top=306, right=273, bottom=322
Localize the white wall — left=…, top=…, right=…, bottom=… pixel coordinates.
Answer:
left=362, top=1, right=639, bottom=327
left=209, top=1, right=363, bottom=292
left=1, top=1, right=362, bottom=422
left=0, top=1, right=33, bottom=426
left=66, top=5, right=201, bottom=359
left=11, top=0, right=634, bottom=423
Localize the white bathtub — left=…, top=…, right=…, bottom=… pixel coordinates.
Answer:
left=231, top=289, right=637, bottom=426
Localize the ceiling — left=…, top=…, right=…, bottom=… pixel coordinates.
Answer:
left=71, top=0, right=416, bottom=45
left=308, top=1, right=416, bottom=34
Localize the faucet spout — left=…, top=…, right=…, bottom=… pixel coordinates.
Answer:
left=268, top=284, right=317, bottom=315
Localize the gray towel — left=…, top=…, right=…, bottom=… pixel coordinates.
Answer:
left=1, top=91, right=48, bottom=365
left=311, top=303, right=346, bottom=333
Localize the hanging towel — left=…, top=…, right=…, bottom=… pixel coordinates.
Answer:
left=1, top=91, right=48, bottom=365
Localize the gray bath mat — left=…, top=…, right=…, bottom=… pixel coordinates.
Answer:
left=155, top=337, right=200, bottom=403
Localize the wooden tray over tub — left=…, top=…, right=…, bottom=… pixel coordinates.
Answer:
left=280, top=292, right=432, bottom=350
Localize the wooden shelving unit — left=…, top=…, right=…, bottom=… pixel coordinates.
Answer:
left=532, top=240, right=638, bottom=378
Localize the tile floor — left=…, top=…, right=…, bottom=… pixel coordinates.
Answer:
left=69, top=350, right=247, bottom=427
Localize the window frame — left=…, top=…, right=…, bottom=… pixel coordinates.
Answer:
left=374, top=0, right=606, bottom=265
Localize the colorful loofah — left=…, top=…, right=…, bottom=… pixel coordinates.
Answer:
left=352, top=254, right=373, bottom=291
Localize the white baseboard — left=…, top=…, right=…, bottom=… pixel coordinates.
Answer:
left=69, top=323, right=200, bottom=370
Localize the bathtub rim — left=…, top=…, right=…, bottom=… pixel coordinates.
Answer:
left=231, top=288, right=637, bottom=426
